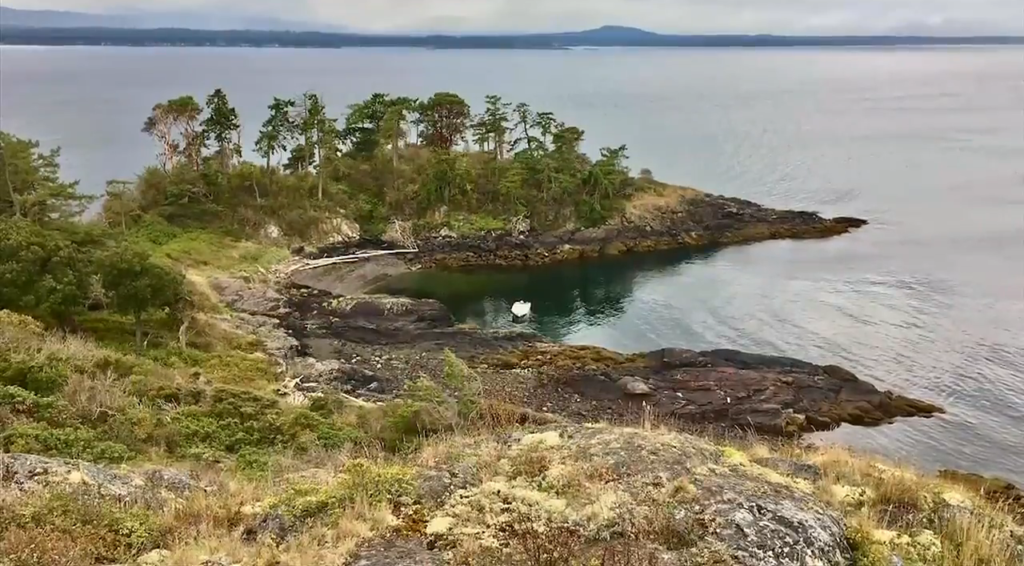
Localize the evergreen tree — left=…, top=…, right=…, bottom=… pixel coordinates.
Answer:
left=0, top=132, right=93, bottom=222
left=201, top=88, right=241, bottom=170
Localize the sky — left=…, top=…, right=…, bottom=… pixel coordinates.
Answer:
left=7, top=0, right=1024, bottom=35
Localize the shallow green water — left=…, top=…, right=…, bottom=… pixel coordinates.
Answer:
left=372, top=248, right=715, bottom=343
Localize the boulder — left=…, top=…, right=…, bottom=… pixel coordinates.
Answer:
left=348, top=538, right=444, bottom=566
left=424, top=424, right=852, bottom=566
left=0, top=453, right=200, bottom=503
left=315, top=217, right=360, bottom=246
left=210, top=278, right=288, bottom=316
left=617, top=376, right=655, bottom=395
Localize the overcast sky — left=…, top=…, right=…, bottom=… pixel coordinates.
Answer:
left=9, top=0, right=1024, bottom=34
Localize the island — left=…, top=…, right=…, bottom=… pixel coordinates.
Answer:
left=1, top=21, right=1023, bottom=48
left=1, top=89, right=1019, bottom=566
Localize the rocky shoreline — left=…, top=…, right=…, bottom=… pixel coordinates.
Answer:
left=309, top=185, right=869, bottom=268
left=214, top=183, right=943, bottom=438
left=238, top=186, right=945, bottom=437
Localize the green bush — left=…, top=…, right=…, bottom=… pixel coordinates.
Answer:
left=166, top=386, right=363, bottom=458
left=269, top=459, right=416, bottom=524
left=235, top=447, right=274, bottom=478
left=0, top=423, right=136, bottom=463
left=0, top=385, right=72, bottom=426
left=0, top=354, right=69, bottom=396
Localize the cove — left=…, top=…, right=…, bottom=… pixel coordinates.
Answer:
left=370, top=247, right=719, bottom=346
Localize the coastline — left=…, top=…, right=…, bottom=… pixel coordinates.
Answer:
left=309, top=184, right=868, bottom=269
left=267, top=185, right=943, bottom=437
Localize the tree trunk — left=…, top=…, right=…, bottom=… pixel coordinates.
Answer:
left=316, top=137, right=324, bottom=201
left=1, top=145, right=21, bottom=218
left=133, top=312, right=144, bottom=352
left=178, top=314, right=191, bottom=350
left=266, top=154, right=273, bottom=192
left=252, top=178, right=262, bottom=204
left=392, top=131, right=399, bottom=169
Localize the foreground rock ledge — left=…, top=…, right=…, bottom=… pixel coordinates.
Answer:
left=244, top=282, right=944, bottom=437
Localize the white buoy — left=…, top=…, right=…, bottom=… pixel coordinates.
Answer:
left=511, top=301, right=532, bottom=322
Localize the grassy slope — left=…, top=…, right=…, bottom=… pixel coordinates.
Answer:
left=1, top=233, right=1020, bottom=566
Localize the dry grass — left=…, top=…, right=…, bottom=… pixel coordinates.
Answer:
left=623, top=183, right=705, bottom=224
left=60, top=369, right=133, bottom=422
left=720, top=440, right=1023, bottom=566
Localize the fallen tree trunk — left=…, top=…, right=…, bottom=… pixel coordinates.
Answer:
left=280, top=248, right=418, bottom=275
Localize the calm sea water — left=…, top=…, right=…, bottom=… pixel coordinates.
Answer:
left=1, top=46, right=1022, bottom=483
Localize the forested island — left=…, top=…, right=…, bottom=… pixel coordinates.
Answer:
left=1, top=89, right=1020, bottom=566
left=2, top=24, right=1023, bottom=48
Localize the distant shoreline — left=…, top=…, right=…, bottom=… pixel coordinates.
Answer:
left=1, top=26, right=1022, bottom=49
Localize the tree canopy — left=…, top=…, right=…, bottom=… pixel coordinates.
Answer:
left=121, top=88, right=642, bottom=240
left=0, top=132, right=94, bottom=223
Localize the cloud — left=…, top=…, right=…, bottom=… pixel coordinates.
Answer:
left=9, top=0, right=1024, bottom=34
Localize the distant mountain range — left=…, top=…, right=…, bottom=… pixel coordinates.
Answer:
left=0, top=6, right=349, bottom=32
left=1, top=8, right=1021, bottom=48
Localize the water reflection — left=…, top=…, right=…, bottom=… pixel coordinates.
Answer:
left=372, top=248, right=719, bottom=342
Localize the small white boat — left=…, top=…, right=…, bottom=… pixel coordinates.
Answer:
left=511, top=301, right=532, bottom=322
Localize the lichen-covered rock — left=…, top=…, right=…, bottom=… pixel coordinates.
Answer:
left=424, top=424, right=852, bottom=566
left=754, top=457, right=824, bottom=483
left=210, top=278, right=289, bottom=316
left=0, top=453, right=200, bottom=503
left=348, top=537, right=444, bottom=566
left=220, top=311, right=298, bottom=361
left=314, top=216, right=360, bottom=246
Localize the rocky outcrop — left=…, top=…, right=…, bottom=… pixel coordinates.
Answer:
left=272, top=281, right=943, bottom=437
left=0, top=453, right=200, bottom=502
left=311, top=185, right=868, bottom=269
left=422, top=424, right=853, bottom=566
left=481, top=345, right=943, bottom=435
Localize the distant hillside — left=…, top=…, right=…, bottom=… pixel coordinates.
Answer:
left=0, top=18, right=1020, bottom=48
left=0, top=6, right=346, bottom=32
left=548, top=25, right=662, bottom=41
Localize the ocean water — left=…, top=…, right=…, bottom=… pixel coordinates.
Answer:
left=1, top=46, right=1022, bottom=483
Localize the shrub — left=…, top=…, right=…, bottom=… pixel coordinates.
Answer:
left=0, top=385, right=73, bottom=426
left=235, top=447, right=274, bottom=479
left=269, top=459, right=416, bottom=525
left=0, top=423, right=136, bottom=463
left=0, top=488, right=163, bottom=565
left=0, top=354, right=69, bottom=397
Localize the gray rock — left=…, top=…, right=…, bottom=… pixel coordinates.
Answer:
left=426, top=425, right=852, bottom=566
left=618, top=376, right=655, bottom=396
left=348, top=538, right=443, bottom=566
left=224, top=312, right=298, bottom=360
left=754, top=457, right=824, bottom=482
left=241, top=510, right=292, bottom=543
left=136, top=549, right=170, bottom=565
left=210, top=278, right=288, bottom=316
left=0, top=453, right=199, bottom=503
left=288, top=357, right=382, bottom=393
